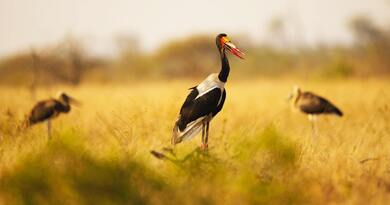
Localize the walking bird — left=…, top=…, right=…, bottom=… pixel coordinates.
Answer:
left=26, top=92, right=80, bottom=139
left=288, top=86, right=343, bottom=138
left=171, top=33, right=245, bottom=150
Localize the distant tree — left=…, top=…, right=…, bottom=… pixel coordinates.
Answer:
left=267, top=17, right=288, bottom=48
left=116, top=34, right=140, bottom=56
left=30, top=49, right=40, bottom=99
left=114, top=34, right=157, bottom=79
left=0, top=36, right=101, bottom=86
left=349, top=16, right=388, bottom=45
left=349, top=15, right=390, bottom=74
left=155, top=35, right=218, bottom=77
left=56, top=36, right=87, bottom=85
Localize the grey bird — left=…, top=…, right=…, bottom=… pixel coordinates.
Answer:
left=288, top=86, right=343, bottom=138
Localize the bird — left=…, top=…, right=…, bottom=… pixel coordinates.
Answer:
left=171, top=33, right=245, bottom=150
left=288, top=85, right=343, bottom=138
left=25, top=92, right=80, bottom=139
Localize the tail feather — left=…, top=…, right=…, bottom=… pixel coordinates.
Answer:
left=333, top=107, right=343, bottom=117
left=326, top=104, right=343, bottom=117
left=172, top=117, right=205, bottom=145
left=324, top=101, right=343, bottom=117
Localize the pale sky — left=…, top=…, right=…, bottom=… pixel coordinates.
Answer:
left=0, top=0, right=389, bottom=57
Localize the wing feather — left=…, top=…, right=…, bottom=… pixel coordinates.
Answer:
left=28, top=100, right=56, bottom=125
left=172, top=87, right=222, bottom=144
left=299, top=92, right=343, bottom=116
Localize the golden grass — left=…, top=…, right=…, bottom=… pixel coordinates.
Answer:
left=0, top=78, right=389, bottom=205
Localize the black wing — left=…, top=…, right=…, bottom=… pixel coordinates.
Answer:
left=177, top=88, right=222, bottom=131
left=299, top=92, right=343, bottom=116
left=28, top=100, right=56, bottom=125
left=212, top=89, right=226, bottom=117
left=318, top=96, right=343, bottom=116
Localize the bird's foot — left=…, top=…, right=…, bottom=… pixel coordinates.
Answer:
left=200, top=143, right=208, bottom=151
left=150, top=150, right=166, bottom=160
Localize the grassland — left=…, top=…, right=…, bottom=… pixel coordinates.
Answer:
left=0, top=78, right=389, bottom=205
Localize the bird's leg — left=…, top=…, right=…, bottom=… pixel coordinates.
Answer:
left=200, top=119, right=210, bottom=151
left=47, top=119, right=52, bottom=140
left=201, top=121, right=206, bottom=149
left=204, top=120, right=210, bottom=149
left=308, top=114, right=317, bottom=140
left=313, top=115, right=318, bottom=139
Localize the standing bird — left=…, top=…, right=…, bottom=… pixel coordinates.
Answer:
left=288, top=86, right=343, bottom=138
left=26, top=92, right=80, bottom=139
left=171, top=33, right=245, bottom=150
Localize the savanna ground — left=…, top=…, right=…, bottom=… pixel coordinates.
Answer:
left=0, top=78, right=389, bottom=205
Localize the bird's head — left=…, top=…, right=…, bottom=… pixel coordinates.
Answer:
left=216, top=33, right=245, bottom=59
left=57, top=92, right=81, bottom=106
left=287, top=85, right=301, bottom=102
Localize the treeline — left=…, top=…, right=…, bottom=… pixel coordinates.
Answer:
left=0, top=16, right=389, bottom=86
left=0, top=37, right=107, bottom=87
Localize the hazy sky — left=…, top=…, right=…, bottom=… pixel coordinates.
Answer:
left=1, top=0, right=389, bottom=57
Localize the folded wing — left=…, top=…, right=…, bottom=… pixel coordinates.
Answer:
left=172, top=87, right=222, bottom=144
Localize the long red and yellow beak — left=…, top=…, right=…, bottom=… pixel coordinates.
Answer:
left=221, top=37, right=245, bottom=59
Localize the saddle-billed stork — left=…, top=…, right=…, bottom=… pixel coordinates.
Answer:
left=26, top=92, right=80, bottom=139
left=171, top=33, right=245, bottom=149
left=288, top=86, right=343, bottom=138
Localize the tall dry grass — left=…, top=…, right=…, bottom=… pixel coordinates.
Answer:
left=0, top=78, right=389, bottom=204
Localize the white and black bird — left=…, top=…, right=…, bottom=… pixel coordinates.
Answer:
left=171, top=33, right=245, bottom=150
left=26, top=92, right=80, bottom=139
left=288, top=86, right=343, bottom=138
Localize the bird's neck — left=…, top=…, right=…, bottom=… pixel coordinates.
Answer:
left=218, top=49, right=230, bottom=83
left=292, top=93, right=301, bottom=107
left=59, top=100, right=70, bottom=109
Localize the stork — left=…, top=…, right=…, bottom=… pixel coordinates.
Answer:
left=26, top=92, right=80, bottom=139
left=171, top=33, right=245, bottom=150
left=288, top=86, right=343, bottom=138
